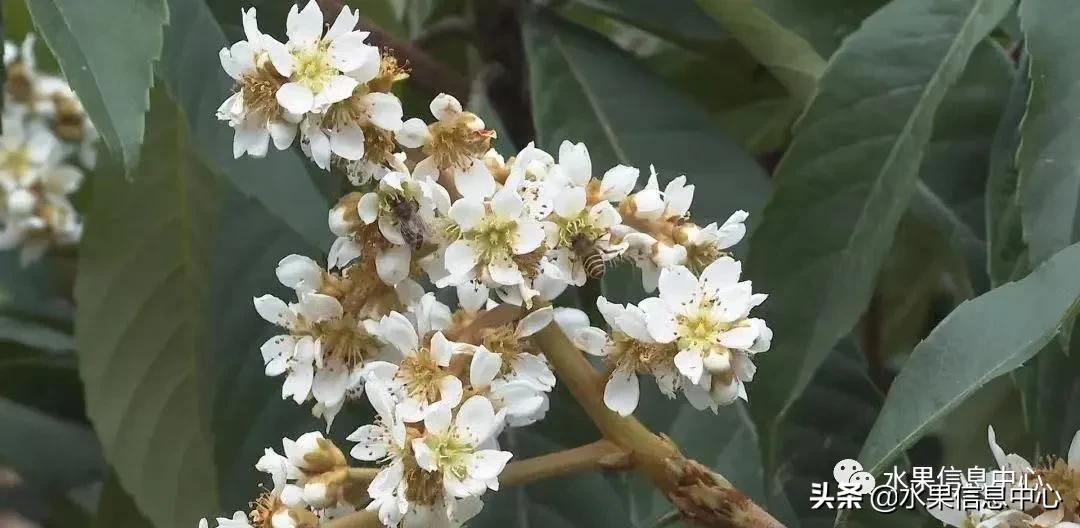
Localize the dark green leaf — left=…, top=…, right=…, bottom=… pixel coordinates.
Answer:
left=746, top=0, right=1011, bottom=471
left=570, top=0, right=729, bottom=51
left=859, top=239, right=1080, bottom=475
left=75, top=88, right=220, bottom=528
left=1016, top=0, right=1080, bottom=267
left=694, top=0, right=825, bottom=103
left=24, top=0, right=166, bottom=170
left=523, top=10, right=770, bottom=224
left=206, top=189, right=333, bottom=511
left=0, top=315, right=73, bottom=351
left=986, top=54, right=1029, bottom=287
left=0, top=397, right=101, bottom=492
left=93, top=470, right=154, bottom=528
left=752, top=0, right=888, bottom=57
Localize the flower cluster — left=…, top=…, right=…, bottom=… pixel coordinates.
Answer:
left=930, top=427, right=1080, bottom=528
left=0, top=34, right=98, bottom=264
left=204, top=3, right=772, bottom=526
left=217, top=3, right=407, bottom=175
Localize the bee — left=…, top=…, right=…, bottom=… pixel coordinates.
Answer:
left=388, top=195, right=427, bottom=250
left=571, top=232, right=609, bottom=279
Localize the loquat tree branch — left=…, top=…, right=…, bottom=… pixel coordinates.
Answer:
left=530, top=325, right=786, bottom=528
left=314, top=0, right=470, bottom=99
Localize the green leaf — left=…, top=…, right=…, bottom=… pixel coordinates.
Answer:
left=569, top=0, right=730, bottom=51
left=776, top=342, right=886, bottom=528
left=24, top=0, right=166, bottom=170
left=694, top=0, right=826, bottom=103
left=745, top=0, right=1012, bottom=473
left=858, top=239, right=1080, bottom=475
left=75, top=87, right=220, bottom=528
left=912, top=41, right=1014, bottom=296
left=986, top=54, right=1029, bottom=287
left=752, top=0, right=889, bottom=57
left=157, top=0, right=332, bottom=249
left=0, top=397, right=102, bottom=492
left=1016, top=0, right=1080, bottom=267
left=93, top=470, right=154, bottom=528
left=0, top=315, right=73, bottom=351
left=522, top=10, right=770, bottom=225
left=205, top=189, right=333, bottom=511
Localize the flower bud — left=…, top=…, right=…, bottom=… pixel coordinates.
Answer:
left=329, top=192, right=364, bottom=237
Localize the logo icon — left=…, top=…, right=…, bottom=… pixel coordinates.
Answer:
left=833, top=459, right=876, bottom=495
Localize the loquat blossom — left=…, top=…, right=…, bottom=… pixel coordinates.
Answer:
left=411, top=396, right=513, bottom=498
left=217, top=8, right=299, bottom=158
left=560, top=299, right=680, bottom=416
left=397, top=93, right=494, bottom=177
left=641, top=258, right=771, bottom=411
left=442, top=185, right=546, bottom=289
left=364, top=309, right=464, bottom=423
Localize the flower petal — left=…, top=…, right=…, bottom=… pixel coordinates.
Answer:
left=604, top=368, right=639, bottom=416
left=455, top=160, right=496, bottom=199
left=376, top=245, right=411, bottom=285
left=396, top=118, right=429, bottom=149
left=365, top=92, right=405, bottom=131
left=674, top=349, right=704, bottom=384
left=277, top=82, right=315, bottom=116
left=378, top=311, right=419, bottom=353
left=658, top=266, right=698, bottom=309
left=329, top=124, right=366, bottom=160
left=512, top=219, right=544, bottom=255
left=449, top=197, right=485, bottom=230
left=297, top=293, right=343, bottom=322
left=469, top=346, right=502, bottom=388
left=600, top=165, right=638, bottom=201
left=516, top=307, right=553, bottom=337
left=444, top=240, right=479, bottom=277
left=467, top=450, right=513, bottom=481
left=453, top=395, right=496, bottom=446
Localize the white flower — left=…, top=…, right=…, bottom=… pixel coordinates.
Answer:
left=470, top=307, right=556, bottom=392
left=256, top=448, right=298, bottom=495
left=411, top=396, right=513, bottom=498
left=468, top=346, right=548, bottom=426
left=678, top=210, right=749, bottom=274
left=398, top=94, right=493, bottom=176
left=217, top=8, right=298, bottom=158
left=269, top=2, right=376, bottom=116
left=254, top=292, right=344, bottom=403
left=544, top=185, right=625, bottom=286
left=561, top=300, right=679, bottom=416
left=442, top=187, right=546, bottom=288
left=354, top=169, right=450, bottom=283
left=641, top=258, right=770, bottom=411
left=365, top=311, right=463, bottom=422
left=628, top=166, right=694, bottom=222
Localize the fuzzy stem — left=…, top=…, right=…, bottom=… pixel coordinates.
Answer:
left=531, top=325, right=786, bottom=528
left=501, top=439, right=627, bottom=486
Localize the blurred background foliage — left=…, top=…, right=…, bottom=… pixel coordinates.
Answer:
left=1, top=0, right=1077, bottom=527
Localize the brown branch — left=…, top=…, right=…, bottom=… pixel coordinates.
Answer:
left=314, top=0, right=470, bottom=99
left=501, top=439, right=629, bottom=486
left=531, top=325, right=786, bottom=528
